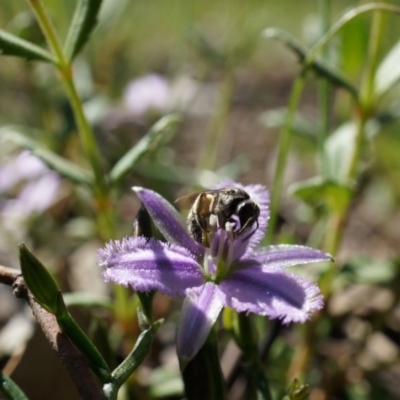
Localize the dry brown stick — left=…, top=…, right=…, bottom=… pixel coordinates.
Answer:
left=0, top=264, right=105, bottom=400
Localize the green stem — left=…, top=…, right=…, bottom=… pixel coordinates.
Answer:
left=266, top=76, right=306, bottom=243
left=0, top=373, right=28, bottom=400
left=291, top=2, right=389, bottom=381
left=57, top=311, right=112, bottom=383
left=359, top=2, right=388, bottom=118
left=323, top=2, right=388, bottom=270
left=318, top=0, right=331, bottom=177
left=111, top=321, right=162, bottom=388
left=236, top=313, right=273, bottom=400
left=198, top=71, right=234, bottom=171
left=182, top=328, right=226, bottom=400
left=26, top=0, right=114, bottom=240
left=320, top=5, right=387, bottom=292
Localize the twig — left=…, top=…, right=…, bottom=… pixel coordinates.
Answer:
left=0, top=264, right=105, bottom=400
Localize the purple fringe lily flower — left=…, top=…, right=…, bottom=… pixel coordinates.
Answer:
left=98, top=182, right=331, bottom=363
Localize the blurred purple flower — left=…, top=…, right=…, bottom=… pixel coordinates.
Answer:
left=0, top=151, right=60, bottom=232
left=0, top=151, right=48, bottom=192
left=98, top=182, right=330, bottom=363
left=123, top=73, right=169, bottom=117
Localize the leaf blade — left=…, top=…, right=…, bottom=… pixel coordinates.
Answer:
left=0, top=126, right=94, bottom=187
left=263, top=28, right=358, bottom=99
left=0, top=29, right=55, bottom=63
left=109, top=113, right=181, bottom=184
left=375, top=38, right=400, bottom=98
left=64, top=0, right=104, bottom=60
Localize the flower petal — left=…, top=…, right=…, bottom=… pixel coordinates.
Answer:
left=176, top=282, right=225, bottom=363
left=220, top=265, right=323, bottom=323
left=98, top=236, right=204, bottom=296
left=214, top=180, right=270, bottom=250
left=240, top=245, right=332, bottom=269
left=133, top=187, right=204, bottom=258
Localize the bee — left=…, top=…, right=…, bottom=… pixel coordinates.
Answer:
left=175, top=188, right=260, bottom=246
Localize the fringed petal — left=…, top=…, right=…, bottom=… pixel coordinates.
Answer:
left=99, top=236, right=204, bottom=296
left=133, top=187, right=204, bottom=258
left=176, top=282, right=225, bottom=363
left=220, top=265, right=323, bottom=323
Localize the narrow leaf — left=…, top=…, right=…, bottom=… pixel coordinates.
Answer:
left=0, top=372, right=28, bottom=400
left=285, top=379, right=309, bottom=400
left=263, top=28, right=358, bottom=99
left=64, top=0, right=104, bottom=60
left=289, top=176, right=352, bottom=213
left=255, top=365, right=273, bottom=400
left=375, top=38, right=400, bottom=97
left=0, top=29, right=55, bottom=63
left=323, top=122, right=356, bottom=182
left=109, top=113, right=181, bottom=184
left=1, top=127, right=94, bottom=187
left=112, top=320, right=163, bottom=387
left=181, top=328, right=226, bottom=400
left=57, top=307, right=112, bottom=383
left=19, top=243, right=60, bottom=314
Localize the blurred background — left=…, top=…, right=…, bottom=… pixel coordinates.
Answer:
left=1, top=0, right=400, bottom=399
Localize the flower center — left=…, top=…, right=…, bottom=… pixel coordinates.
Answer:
left=203, top=215, right=236, bottom=281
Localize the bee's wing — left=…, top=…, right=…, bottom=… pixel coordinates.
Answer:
left=175, top=190, right=220, bottom=208
left=174, top=192, right=202, bottom=208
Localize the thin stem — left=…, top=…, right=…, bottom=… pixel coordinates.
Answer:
left=290, top=2, right=389, bottom=381
left=318, top=0, right=331, bottom=177
left=320, top=5, right=387, bottom=290
left=25, top=0, right=65, bottom=67
left=266, top=76, right=306, bottom=243
left=0, top=265, right=105, bottom=399
left=26, top=0, right=114, bottom=240
left=197, top=71, right=235, bottom=171
left=182, top=328, right=226, bottom=400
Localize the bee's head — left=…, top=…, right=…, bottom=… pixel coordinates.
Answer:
left=235, top=200, right=260, bottom=237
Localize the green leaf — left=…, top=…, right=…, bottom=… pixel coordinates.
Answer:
left=375, top=38, right=400, bottom=98
left=323, top=122, right=356, bottom=183
left=339, top=15, right=369, bottom=80
left=0, top=29, right=55, bottom=63
left=255, top=365, right=272, bottom=400
left=0, top=126, right=94, bottom=187
left=0, top=372, right=28, bottom=400
left=137, top=292, right=155, bottom=326
left=57, top=306, right=112, bottom=383
left=19, top=243, right=61, bottom=314
left=283, top=379, right=309, bottom=400
left=181, top=328, right=226, bottom=400
left=341, top=257, right=398, bottom=284
left=64, top=0, right=104, bottom=60
left=289, top=176, right=352, bottom=213
left=109, top=113, right=181, bottom=184
left=112, top=320, right=163, bottom=388
left=263, top=28, right=358, bottom=98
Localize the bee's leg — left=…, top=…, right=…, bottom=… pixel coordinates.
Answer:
left=217, top=213, right=226, bottom=231
left=238, top=220, right=259, bottom=241
left=189, top=219, right=204, bottom=244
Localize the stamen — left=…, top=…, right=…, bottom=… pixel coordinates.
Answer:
left=209, top=215, right=219, bottom=257
left=217, top=228, right=227, bottom=261
left=203, top=248, right=210, bottom=276
left=225, top=222, right=235, bottom=268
